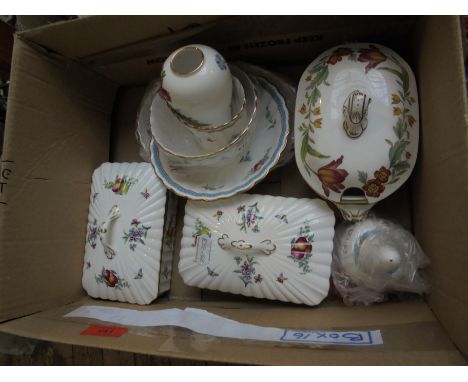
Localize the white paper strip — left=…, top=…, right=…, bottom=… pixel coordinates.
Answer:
left=65, top=305, right=383, bottom=346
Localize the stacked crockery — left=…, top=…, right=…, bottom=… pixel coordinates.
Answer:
left=149, top=44, right=290, bottom=201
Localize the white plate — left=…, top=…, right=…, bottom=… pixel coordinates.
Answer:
left=150, top=73, right=289, bottom=200
left=235, top=62, right=296, bottom=168
left=82, top=162, right=175, bottom=305
left=179, top=194, right=335, bottom=306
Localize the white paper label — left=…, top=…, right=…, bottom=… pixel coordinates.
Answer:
left=195, top=234, right=212, bottom=265
left=64, top=305, right=383, bottom=346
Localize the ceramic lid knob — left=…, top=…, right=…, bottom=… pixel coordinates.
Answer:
left=162, top=44, right=233, bottom=125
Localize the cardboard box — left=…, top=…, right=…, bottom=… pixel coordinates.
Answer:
left=1, top=15, right=467, bottom=365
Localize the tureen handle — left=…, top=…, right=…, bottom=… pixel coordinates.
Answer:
left=217, top=234, right=276, bottom=255
left=343, top=90, right=371, bottom=139
left=98, top=205, right=121, bottom=259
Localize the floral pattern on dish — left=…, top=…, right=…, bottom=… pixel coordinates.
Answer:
left=123, top=219, right=151, bottom=251
left=96, top=267, right=129, bottom=289
left=237, top=202, right=263, bottom=233
left=215, top=54, right=227, bottom=71
left=246, top=148, right=271, bottom=177
left=87, top=218, right=98, bottom=249
left=233, top=255, right=261, bottom=287
left=357, top=56, right=417, bottom=197
left=298, top=44, right=389, bottom=181
left=289, top=221, right=315, bottom=274
left=314, top=155, right=349, bottom=197
left=191, top=218, right=211, bottom=247
left=104, top=176, right=137, bottom=195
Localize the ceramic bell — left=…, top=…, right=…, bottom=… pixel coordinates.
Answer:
left=332, top=218, right=430, bottom=301
left=295, top=43, right=419, bottom=222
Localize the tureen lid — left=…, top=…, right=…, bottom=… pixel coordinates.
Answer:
left=295, top=43, right=419, bottom=221
left=178, top=194, right=335, bottom=306
left=82, top=162, right=171, bottom=305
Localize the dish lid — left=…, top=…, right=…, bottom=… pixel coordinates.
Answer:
left=295, top=43, right=419, bottom=221
left=82, top=162, right=169, bottom=305
left=179, top=194, right=335, bottom=306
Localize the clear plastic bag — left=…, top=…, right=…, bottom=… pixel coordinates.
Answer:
left=332, top=217, right=430, bottom=306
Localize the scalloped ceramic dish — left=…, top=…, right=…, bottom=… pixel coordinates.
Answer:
left=82, top=163, right=177, bottom=305
left=179, top=194, right=335, bottom=306
left=295, top=43, right=419, bottom=221
left=150, top=72, right=289, bottom=201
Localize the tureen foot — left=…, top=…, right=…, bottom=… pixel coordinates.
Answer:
left=336, top=203, right=374, bottom=222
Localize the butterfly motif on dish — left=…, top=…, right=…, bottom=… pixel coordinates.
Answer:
left=85, top=261, right=91, bottom=270
left=141, top=188, right=150, bottom=199
left=276, top=272, right=288, bottom=284
left=254, top=274, right=263, bottom=283
left=274, top=214, right=289, bottom=224
left=207, top=267, right=219, bottom=278
left=134, top=268, right=143, bottom=279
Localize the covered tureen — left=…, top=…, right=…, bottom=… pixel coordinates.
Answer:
left=295, top=43, right=419, bottom=221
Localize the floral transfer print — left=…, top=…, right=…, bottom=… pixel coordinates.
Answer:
left=362, top=177, right=386, bottom=197
left=247, top=148, right=271, bottom=177
left=157, top=87, right=171, bottom=102
left=215, top=54, right=227, bottom=70
left=326, top=47, right=353, bottom=65
left=276, top=272, right=288, bottom=284
left=87, top=219, right=98, bottom=249
left=314, top=155, right=349, bottom=197
left=357, top=56, right=417, bottom=197
left=202, top=184, right=224, bottom=191
left=104, top=176, right=137, bottom=195
left=289, top=221, right=315, bottom=274
left=207, top=266, right=219, bottom=278
left=299, top=44, right=387, bottom=178
left=134, top=268, right=143, bottom=280
left=274, top=214, right=289, bottom=224
left=96, top=267, right=129, bottom=289
left=357, top=44, right=387, bottom=73
left=213, top=210, right=223, bottom=221
left=240, top=151, right=252, bottom=162
left=233, top=255, right=262, bottom=287
left=191, top=218, right=211, bottom=247
left=162, top=264, right=170, bottom=280
left=266, top=106, right=277, bottom=129
left=237, top=202, right=263, bottom=233
left=123, top=218, right=151, bottom=251
left=141, top=188, right=150, bottom=199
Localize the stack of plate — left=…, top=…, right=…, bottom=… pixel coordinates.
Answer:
left=136, top=46, right=295, bottom=201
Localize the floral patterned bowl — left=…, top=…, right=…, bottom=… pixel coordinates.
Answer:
left=151, top=67, right=256, bottom=165
left=295, top=43, right=419, bottom=222
left=179, top=194, right=335, bottom=306
left=150, top=71, right=289, bottom=201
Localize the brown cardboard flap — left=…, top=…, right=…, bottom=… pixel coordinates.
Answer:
left=0, top=297, right=465, bottom=365
left=81, top=16, right=419, bottom=86
left=0, top=37, right=117, bottom=322
left=19, top=16, right=225, bottom=60
left=412, top=16, right=468, bottom=359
